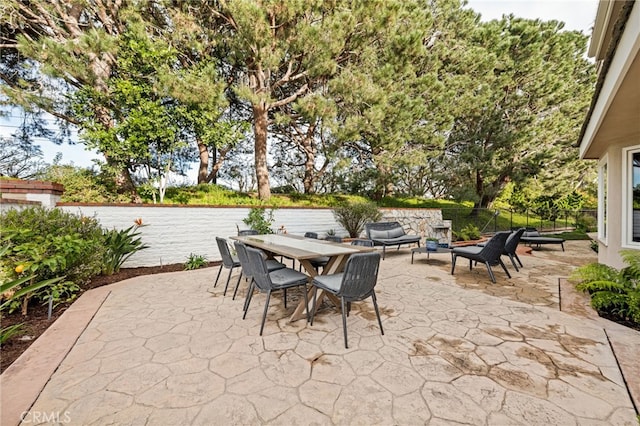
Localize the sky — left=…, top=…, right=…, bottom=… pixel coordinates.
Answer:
left=0, top=0, right=600, bottom=183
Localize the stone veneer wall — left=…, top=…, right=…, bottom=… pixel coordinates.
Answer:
left=380, top=209, right=452, bottom=247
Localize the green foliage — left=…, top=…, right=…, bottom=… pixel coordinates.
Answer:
left=242, top=208, right=276, bottom=234
left=1, top=207, right=105, bottom=312
left=590, top=240, right=599, bottom=253
left=454, top=224, right=482, bottom=241
left=0, top=323, right=25, bottom=345
left=40, top=163, right=130, bottom=203
left=570, top=250, right=640, bottom=326
left=574, top=214, right=597, bottom=233
left=184, top=253, right=208, bottom=270
left=332, top=202, right=382, bottom=238
left=102, top=225, right=149, bottom=275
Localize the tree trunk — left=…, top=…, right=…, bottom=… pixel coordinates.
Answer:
left=197, top=141, right=209, bottom=184
left=253, top=103, right=271, bottom=200
left=302, top=123, right=317, bottom=194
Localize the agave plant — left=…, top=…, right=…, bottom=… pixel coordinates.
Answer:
left=569, top=249, right=640, bottom=325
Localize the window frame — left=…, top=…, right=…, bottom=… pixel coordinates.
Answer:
left=622, top=146, right=640, bottom=248
left=598, top=154, right=608, bottom=244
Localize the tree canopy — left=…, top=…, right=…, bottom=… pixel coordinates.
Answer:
left=0, top=0, right=596, bottom=204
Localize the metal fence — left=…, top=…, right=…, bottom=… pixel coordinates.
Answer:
left=441, top=208, right=597, bottom=234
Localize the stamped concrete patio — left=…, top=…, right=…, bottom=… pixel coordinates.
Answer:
left=2, top=240, right=639, bottom=425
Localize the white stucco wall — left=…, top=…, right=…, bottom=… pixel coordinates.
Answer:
left=598, top=144, right=625, bottom=270
left=56, top=205, right=442, bottom=267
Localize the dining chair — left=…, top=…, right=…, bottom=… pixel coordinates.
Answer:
left=310, top=252, right=383, bottom=348
left=326, top=235, right=343, bottom=243
left=350, top=239, right=374, bottom=247
left=237, top=229, right=259, bottom=236
left=233, top=241, right=286, bottom=302
left=303, top=232, right=329, bottom=272
left=214, top=237, right=242, bottom=296
left=244, top=246, right=310, bottom=335
left=451, top=231, right=511, bottom=283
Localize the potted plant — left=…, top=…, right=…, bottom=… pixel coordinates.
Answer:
left=425, top=237, right=439, bottom=252
left=332, top=202, right=382, bottom=238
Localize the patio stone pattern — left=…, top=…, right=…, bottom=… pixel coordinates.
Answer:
left=2, top=241, right=638, bottom=425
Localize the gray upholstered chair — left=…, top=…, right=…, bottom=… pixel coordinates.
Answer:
left=351, top=239, right=374, bottom=247
left=233, top=241, right=286, bottom=302
left=244, top=247, right=310, bottom=335
left=310, top=252, right=384, bottom=348
left=326, top=235, right=343, bottom=243
left=237, top=229, right=259, bottom=236
left=451, top=231, right=511, bottom=283
left=303, top=232, right=329, bottom=272
left=214, top=237, right=242, bottom=296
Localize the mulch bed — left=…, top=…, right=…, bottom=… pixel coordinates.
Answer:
left=0, top=262, right=218, bottom=374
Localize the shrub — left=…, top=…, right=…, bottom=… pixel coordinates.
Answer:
left=102, top=222, right=149, bottom=275
left=332, top=202, right=382, bottom=238
left=569, top=250, right=640, bottom=326
left=184, top=253, right=208, bottom=270
left=455, top=224, right=482, bottom=241
left=1, top=207, right=104, bottom=312
left=242, top=208, right=276, bottom=234
left=574, top=214, right=597, bottom=232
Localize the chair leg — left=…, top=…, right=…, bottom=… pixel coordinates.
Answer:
left=514, top=253, right=523, bottom=268
left=451, top=254, right=457, bottom=275
left=259, top=290, right=271, bottom=336
left=243, top=280, right=254, bottom=313
left=283, top=288, right=287, bottom=308
left=302, top=284, right=309, bottom=322
left=371, top=291, right=384, bottom=336
left=243, top=282, right=255, bottom=319
left=382, top=246, right=386, bottom=260
left=508, top=254, right=520, bottom=272
left=561, top=242, right=565, bottom=252
left=498, top=258, right=512, bottom=279
left=214, top=264, right=223, bottom=287
left=223, top=267, right=234, bottom=296
left=310, top=286, right=319, bottom=326
left=469, top=259, right=473, bottom=271
left=340, top=296, right=348, bottom=349
left=232, top=272, right=243, bottom=300
left=484, top=262, right=496, bottom=283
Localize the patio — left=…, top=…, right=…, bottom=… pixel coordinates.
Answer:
left=2, top=240, right=639, bottom=425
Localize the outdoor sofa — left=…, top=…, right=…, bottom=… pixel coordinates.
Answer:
left=365, top=221, right=421, bottom=260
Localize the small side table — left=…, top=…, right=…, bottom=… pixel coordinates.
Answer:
left=411, top=247, right=451, bottom=264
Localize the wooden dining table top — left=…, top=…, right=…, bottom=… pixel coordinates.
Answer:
left=230, top=234, right=373, bottom=260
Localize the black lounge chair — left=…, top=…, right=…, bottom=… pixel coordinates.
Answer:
left=520, top=228, right=565, bottom=251
left=451, top=231, right=512, bottom=283
left=478, top=228, right=525, bottom=272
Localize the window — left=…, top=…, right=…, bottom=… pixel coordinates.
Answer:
left=598, top=156, right=607, bottom=243
left=622, top=146, right=640, bottom=247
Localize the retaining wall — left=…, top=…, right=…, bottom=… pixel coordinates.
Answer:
left=57, top=204, right=445, bottom=267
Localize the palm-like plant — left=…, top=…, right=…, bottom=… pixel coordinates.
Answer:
left=570, top=249, right=640, bottom=325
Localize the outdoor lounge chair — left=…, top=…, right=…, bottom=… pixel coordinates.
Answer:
left=520, top=228, right=565, bottom=251
left=451, top=231, right=512, bottom=283
left=477, top=227, right=525, bottom=272
left=310, top=252, right=383, bottom=348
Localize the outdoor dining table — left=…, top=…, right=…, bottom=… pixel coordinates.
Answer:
left=230, top=234, right=374, bottom=322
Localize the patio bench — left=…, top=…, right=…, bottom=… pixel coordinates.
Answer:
left=365, top=221, right=421, bottom=260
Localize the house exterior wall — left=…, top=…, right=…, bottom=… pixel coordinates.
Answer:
left=598, top=144, right=625, bottom=269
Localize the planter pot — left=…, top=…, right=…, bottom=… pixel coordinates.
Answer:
left=426, top=240, right=439, bottom=252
